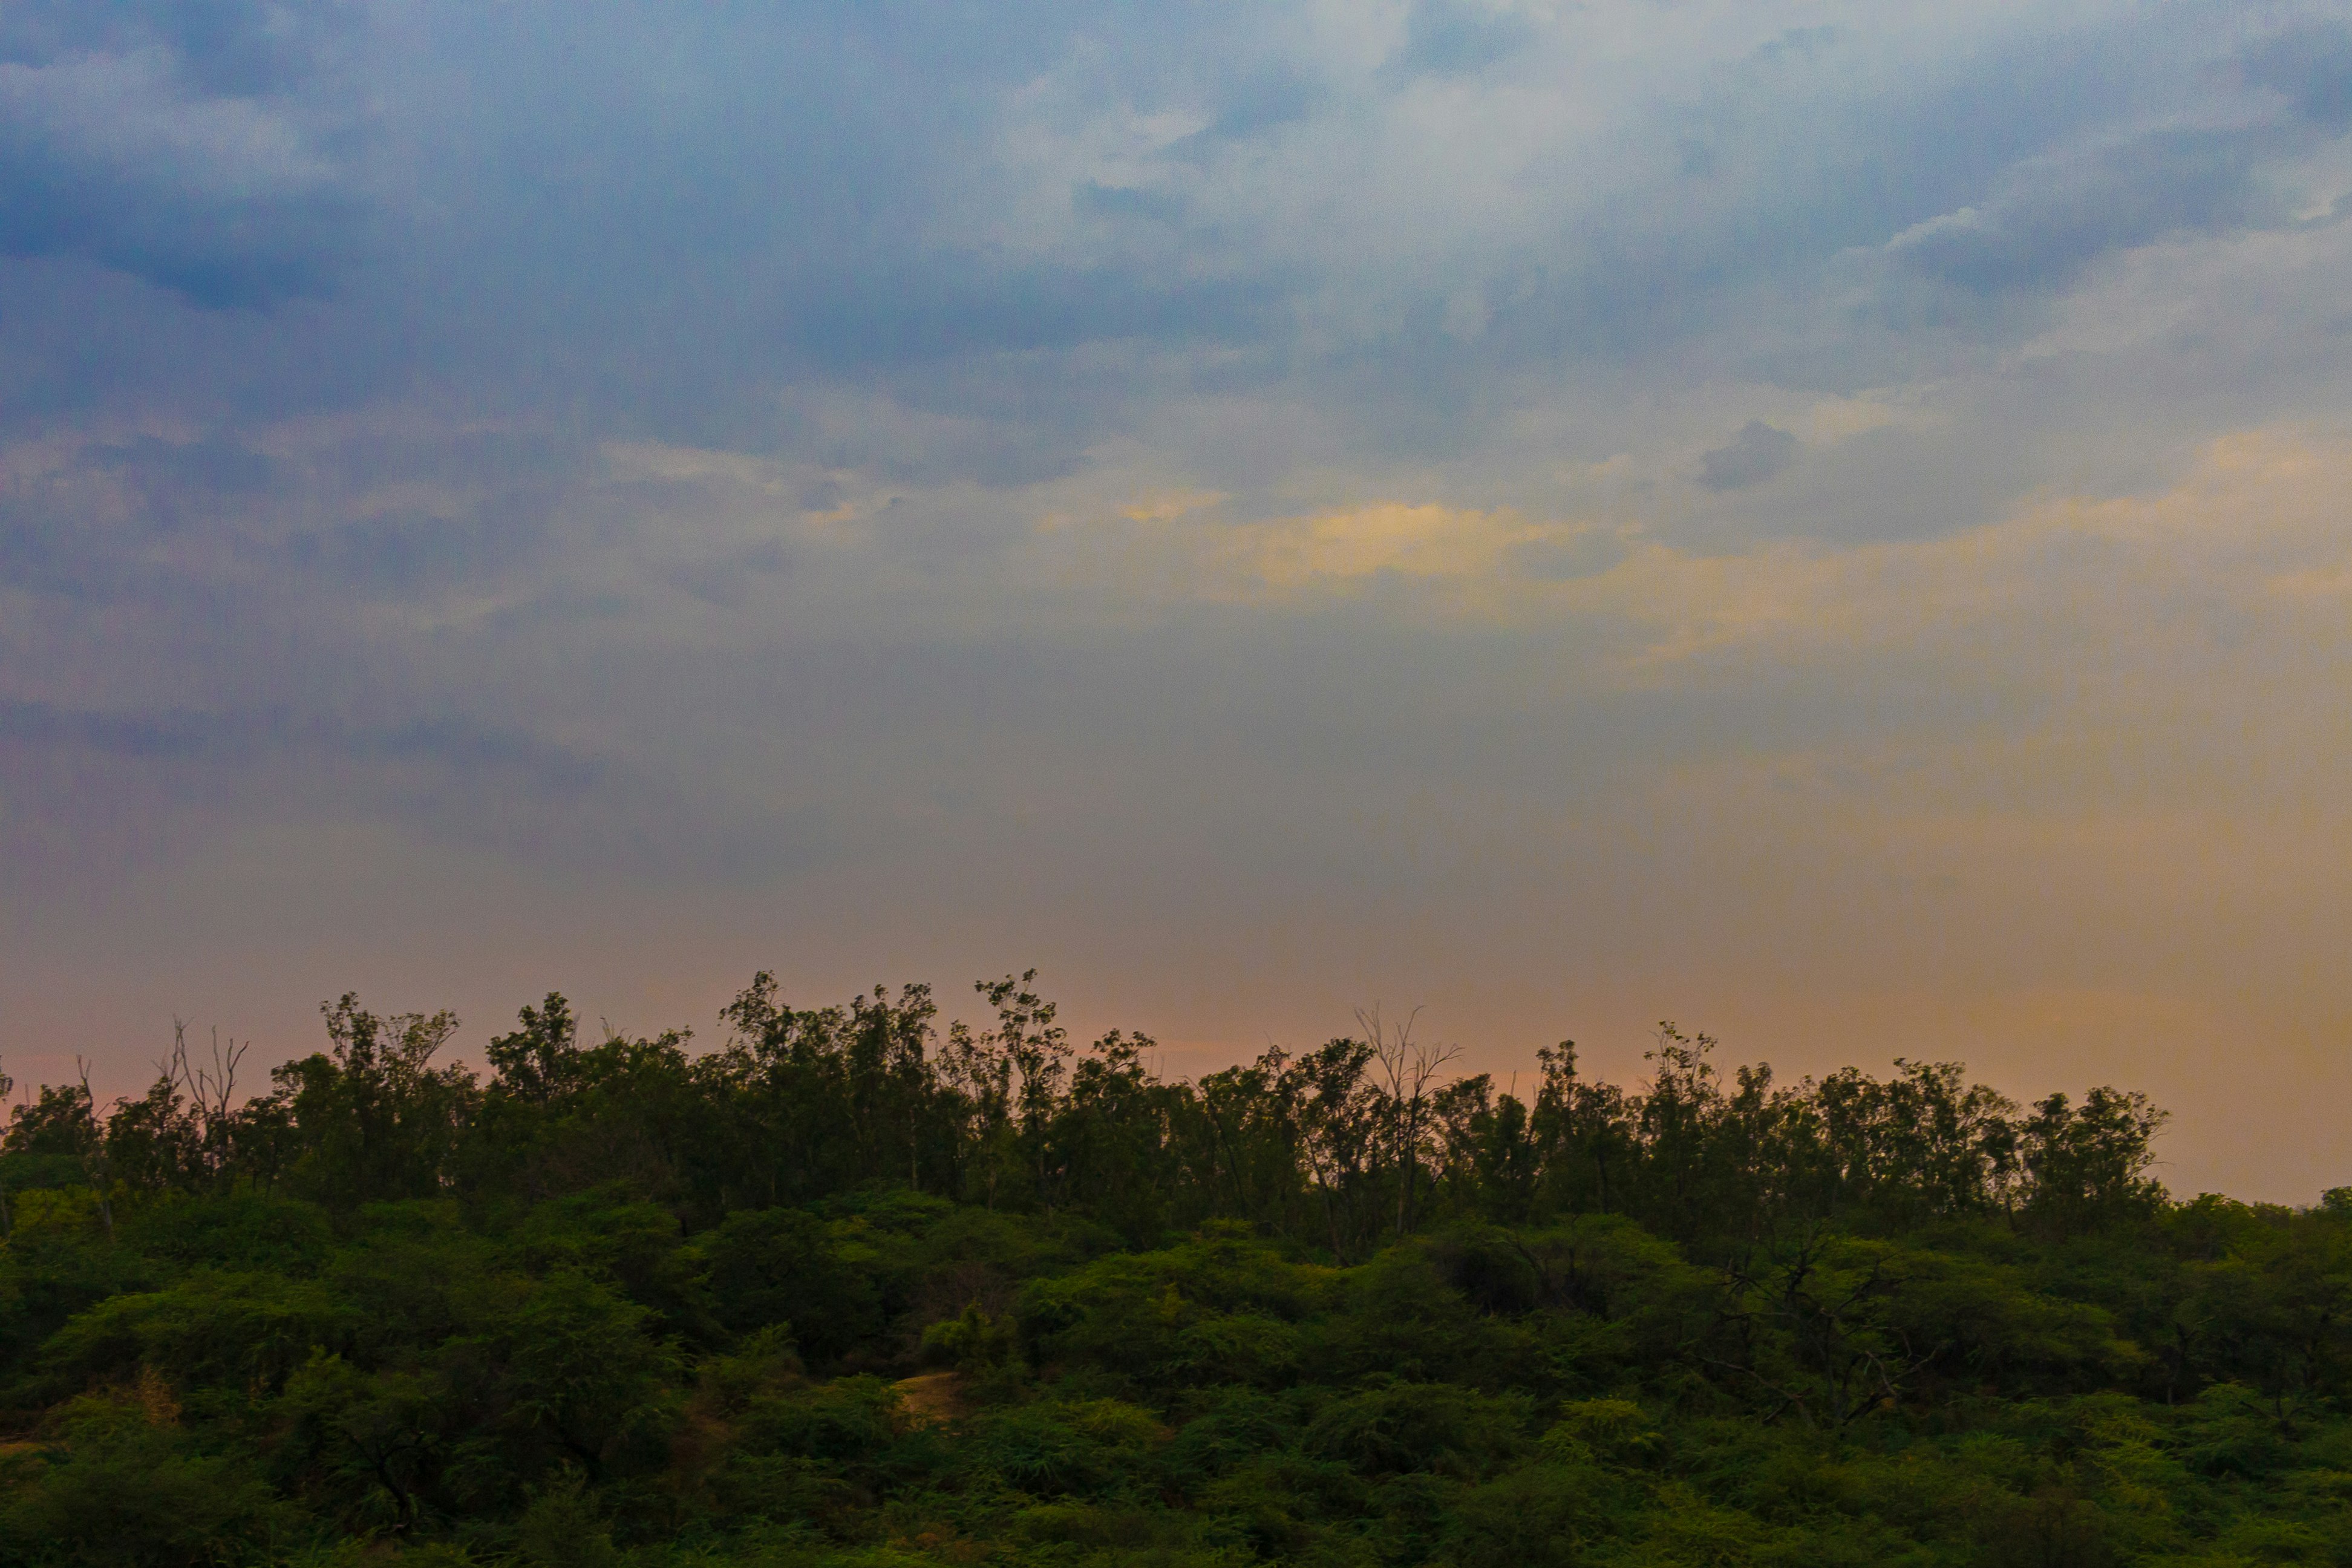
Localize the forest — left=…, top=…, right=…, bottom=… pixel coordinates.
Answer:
left=2, top=972, right=2347, bottom=1567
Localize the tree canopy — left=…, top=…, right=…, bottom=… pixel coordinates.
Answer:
left=1, top=974, right=2344, bottom=1567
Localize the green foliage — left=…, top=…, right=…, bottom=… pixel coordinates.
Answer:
left=119, top=1191, right=335, bottom=1275
left=1018, top=1231, right=1328, bottom=1389
left=0, top=1387, right=290, bottom=1567
left=36, top=1269, right=345, bottom=1397
left=4, top=974, right=2350, bottom=1566
left=1543, top=1398, right=1662, bottom=1465
left=921, top=1304, right=1016, bottom=1369
left=694, top=1208, right=881, bottom=1364
left=514, top=1471, right=623, bottom=1568
left=962, top=1397, right=1166, bottom=1497
left=1302, top=1380, right=1532, bottom=1477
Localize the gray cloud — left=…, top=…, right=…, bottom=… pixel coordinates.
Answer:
left=279, top=508, right=546, bottom=596
left=1381, top=1, right=1538, bottom=82
left=1699, top=422, right=1801, bottom=492
left=0, top=1, right=347, bottom=97
left=1074, top=181, right=1187, bottom=224
left=5, top=4, right=2352, bottom=1204
left=0, top=697, right=600, bottom=791
left=782, top=262, right=1295, bottom=371
left=1884, top=127, right=2279, bottom=295
left=1511, top=532, right=1628, bottom=581
left=1195, top=65, right=1325, bottom=142
left=2243, top=21, right=2352, bottom=128
left=2, top=3, right=2330, bottom=447
left=0, top=1, right=362, bottom=305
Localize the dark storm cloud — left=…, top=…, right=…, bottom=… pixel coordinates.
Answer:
left=1886, top=128, right=2283, bottom=295
left=0, top=0, right=342, bottom=96
left=0, top=0, right=363, bottom=306
left=8, top=2, right=2327, bottom=449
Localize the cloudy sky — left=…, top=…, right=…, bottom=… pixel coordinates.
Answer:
left=5, top=0, right=2351, bottom=1198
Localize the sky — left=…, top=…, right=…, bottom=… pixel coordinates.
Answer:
left=4, top=0, right=2351, bottom=1201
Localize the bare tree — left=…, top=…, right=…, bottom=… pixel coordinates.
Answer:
left=164, top=1019, right=249, bottom=1188
left=0, top=1053, right=13, bottom=1238
left=74, top=1057, right=115, bottom=1243
left=1359, top=1006, right=1461, bottom=1236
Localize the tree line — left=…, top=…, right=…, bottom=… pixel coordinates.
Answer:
left=2, top=972, right=2169, bottom=1261
left=10, top=972, right=2339, bottom=1568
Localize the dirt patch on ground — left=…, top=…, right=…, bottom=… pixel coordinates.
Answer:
left=893, top=1371, right=968, bottom=1428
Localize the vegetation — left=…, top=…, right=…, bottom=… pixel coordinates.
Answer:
left=2, top=973, right=2347, bottom=1567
